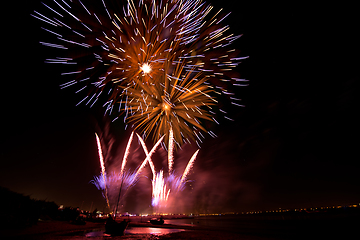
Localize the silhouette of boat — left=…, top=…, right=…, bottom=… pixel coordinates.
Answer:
left=150, top=216, right=164, bottom=225
left=105, top=217, right=129, bottom=236
left=104, top=170, right=130, bottom=236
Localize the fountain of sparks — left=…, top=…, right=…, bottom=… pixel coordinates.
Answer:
left=137, top=128, right=199, bottom=213
left=92, top=129, right=199, bottom=214
left=91, top=131, right=163, bottom=213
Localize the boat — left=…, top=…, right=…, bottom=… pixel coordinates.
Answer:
left=150, top=216, right=164, bottom=225
left=105, top=217, right=129, bottom=236
left=104, top=173, right=129, bottom=236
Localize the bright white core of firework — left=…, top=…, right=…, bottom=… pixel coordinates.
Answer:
left=140, top=63, right=151, bottom=74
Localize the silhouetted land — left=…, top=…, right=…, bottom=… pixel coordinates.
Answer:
left=1, top=187, right=358, bottom=239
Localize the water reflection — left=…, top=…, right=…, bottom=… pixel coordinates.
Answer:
left=126, top=227, right=184, bottom=235
left=85, top=231, right=110, bottom=237
left=84, top=227, right=184, bottom=237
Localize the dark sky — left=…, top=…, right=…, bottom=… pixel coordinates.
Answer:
left=1, top=1, right=359, bottom=213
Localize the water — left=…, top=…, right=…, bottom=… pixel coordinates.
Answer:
left=84, top=227, right=185, bottom=238
left=126, top=227, right=184, bottom=235
left=164, top=215, right=244, bottom=230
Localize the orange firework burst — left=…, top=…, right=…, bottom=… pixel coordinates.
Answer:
left=34, top=0, right=247, bottom=147
left=123, top=61, right=217, bottom=147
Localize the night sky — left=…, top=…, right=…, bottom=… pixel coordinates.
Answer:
left=1, top=1, right=359, bottom=213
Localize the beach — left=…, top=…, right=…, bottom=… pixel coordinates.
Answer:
left=1, top=212, right=357, bottom=240
left=0, top=220, right=270, bottom=240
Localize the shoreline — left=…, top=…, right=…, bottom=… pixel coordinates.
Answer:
left=0, top=220, right=105, bottom=239
left=1, top=213, right=357, bottom=240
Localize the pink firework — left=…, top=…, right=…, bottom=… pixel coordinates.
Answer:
left=91, top=131, right=161, bottom=210
left=151, top=170, right=171, bottom=210
left=136, top=128, right=199, bottom=212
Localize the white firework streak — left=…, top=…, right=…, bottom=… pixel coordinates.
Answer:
left=168, top=128, right=174, bottom=174
left=92, top=131, right=161, bottom=209
left=95, top=132, right=111, bottom=209
left=177, top=149, right=199, bottom=192
left=120, top=131, right=134, bottom=176
left=134, top=134, right=164, bottom=178
left=152, top=170, right=171, bottom=208
left=136, top=130, right=199, bottom=209
left=92, top=131, right=199, bottom=211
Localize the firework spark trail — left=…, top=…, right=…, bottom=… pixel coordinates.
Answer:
left=92, top=132, right=160, bottom=209
left=92, top=130, right=198, bottom=211
left=168, top=128, right=174, bottom=174
left=177, top=149, right=199, bottom=191
left=95, top=132, right=110, bottom=209
left=134, top=134, right=164, bottom=178
left=120, top=131, right=134, bottom=176
left=91, top=170, right=139, bottom=202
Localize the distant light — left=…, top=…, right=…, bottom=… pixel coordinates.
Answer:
left=140, top=63, right=151, bottom=74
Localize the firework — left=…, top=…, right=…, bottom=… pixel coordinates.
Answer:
left=94, top=132, right=110, bottom=208
left=91, top=171, right=138, bottom=198
left=120, top=131, right=134, bottom=176
left=151, top=170, right=171, bottom=208
left=177, top=149, right=199, bottom=191
left=91, top=131, right=161, bottom=210
left=136, top=127, right=199, bottom=212
left=133, top=134, right=164, bottom=179
left=168, top=127, right=174, bottom=173
left=34, top=0, right=247, bottom=146
left=124, top=62, right=217, bottom=147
